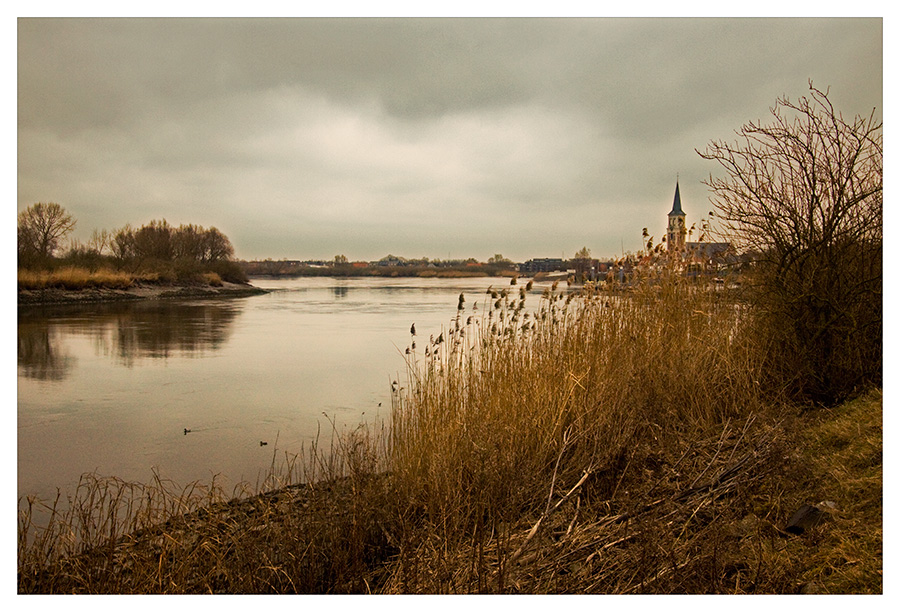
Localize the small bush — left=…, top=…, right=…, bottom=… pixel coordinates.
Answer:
left=139, top=261, right=176, bottom=284
left=173, top=257, right=205, bottom=283
left=207, top=259, right=248, bottom=284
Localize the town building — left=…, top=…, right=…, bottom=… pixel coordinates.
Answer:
left=519, top=258, right=567, bottom=275
left=665, top=179, right=732, bottom=276
left=666, top=180, right=687, bottom=252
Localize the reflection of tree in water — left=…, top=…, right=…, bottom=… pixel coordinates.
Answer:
left=106, top=301, right=241, bottom=366
left=331, top=285, right=349, bottom=299
left=18, top=300, right=242, bottom=374
left=17, top=322, right=76, bottom=380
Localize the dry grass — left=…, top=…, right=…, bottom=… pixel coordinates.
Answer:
left=381, top=276, right=774, bottom=592
left=203, top=272, right=224, bottom=286
left=17, top=275, right=882, bottom=593
left=18, top=428, right=393, bottom=594
left=18, top=266, right=135, bottom=290
left=18, top=266, right=230, bottom=292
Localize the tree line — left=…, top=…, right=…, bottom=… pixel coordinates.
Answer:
left=17, top=206, right=245, bottom=283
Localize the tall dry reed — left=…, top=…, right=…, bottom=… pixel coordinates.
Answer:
left=20, top=273, right=776, bottom=593
left=384, top=274, right=768, bottom=590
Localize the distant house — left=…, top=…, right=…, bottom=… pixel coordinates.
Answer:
left=377, top=255, right=405, bottom=267
left=520, top=258, right=567, bottom=275
left=572, top=257, right=618, bottom=283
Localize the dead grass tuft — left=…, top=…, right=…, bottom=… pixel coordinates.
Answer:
left=18, top=267, right=134, bottom=290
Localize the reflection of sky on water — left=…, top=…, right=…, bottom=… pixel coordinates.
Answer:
left=18, top=277, right=524, bottom=503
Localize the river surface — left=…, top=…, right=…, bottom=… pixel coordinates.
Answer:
left=17, top=276, right=528, bottom=502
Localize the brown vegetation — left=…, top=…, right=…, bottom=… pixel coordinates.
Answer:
left=17, top=279, right=882, bottom=593
left=18, top=207, right=248, bottom=287
left=17, top=202, right=77, bottom=266
left=16, top=266, right=236, bottom=292
left=699, top=83, right=882, bottom=406
left=18, top=85, right=881, bottom=593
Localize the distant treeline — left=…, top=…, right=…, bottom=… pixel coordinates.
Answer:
left=240, top=259, right=517, bottom=279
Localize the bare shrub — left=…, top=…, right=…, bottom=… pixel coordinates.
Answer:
left=698, top=83, right=882, bottom=406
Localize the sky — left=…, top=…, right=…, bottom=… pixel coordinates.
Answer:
left=16, top=13, right=883, bottom=263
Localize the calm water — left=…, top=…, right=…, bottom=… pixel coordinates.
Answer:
left=17, top=276, right=517, bottom=502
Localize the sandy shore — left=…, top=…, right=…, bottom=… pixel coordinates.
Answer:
left=17, top=281, right=269, bottom=306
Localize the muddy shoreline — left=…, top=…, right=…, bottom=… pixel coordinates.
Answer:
left=17, top=281, right=269, bottom=307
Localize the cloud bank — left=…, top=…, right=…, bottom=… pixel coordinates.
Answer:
left=18, top=17, right=882, bottom=261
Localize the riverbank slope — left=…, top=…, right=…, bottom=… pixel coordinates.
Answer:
left=18, top=388, right=882, bottom=594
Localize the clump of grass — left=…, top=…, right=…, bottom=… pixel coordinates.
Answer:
left=18, top=266, right=134, bottom=290
left=17, top=269, right=47, bottom=290
left=132, top=270, right=162, bottom=284
left=203, top=272, right=223, bottom=287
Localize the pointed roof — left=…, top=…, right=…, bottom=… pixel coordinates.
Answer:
left=668, top=180, right=684, bottom=216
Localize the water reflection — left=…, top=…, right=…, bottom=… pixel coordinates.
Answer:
left=18, top=278, right=511, bottom=505
left=103, top=301, right=240, bottom=365
left=17, top=300, right=241, bottom=378
left=16, top=322, right=76, bottom=381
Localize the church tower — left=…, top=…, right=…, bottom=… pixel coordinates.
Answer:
left=667, top=180, right=686, bottom=252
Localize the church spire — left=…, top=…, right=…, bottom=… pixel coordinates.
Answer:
left=666, top=177, right=687, bottom=252
left=669, top=178, right=684, bottom=216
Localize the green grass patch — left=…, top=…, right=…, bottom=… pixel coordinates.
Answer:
left=790, top=389, right=883, bottom=593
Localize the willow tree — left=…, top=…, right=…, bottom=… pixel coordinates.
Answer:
left=698, top=83, right=882, bottom=405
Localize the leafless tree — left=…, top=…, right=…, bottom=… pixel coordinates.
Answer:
left=202, top=227, right=234, bottom=262
left=111, top=224, right=136, bottom=262
left=133, top=219, right=174, bottom=261
left=87, top=228, right=112, bottom=256
left=698, top=83, right=882, bottom=405
left=17, top=202, right=77, bottom=264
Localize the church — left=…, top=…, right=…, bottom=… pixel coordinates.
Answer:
left=665, top=180, right=731, bottom=275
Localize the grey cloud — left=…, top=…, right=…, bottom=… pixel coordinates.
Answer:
left=17, top=17, right=882, bottom=262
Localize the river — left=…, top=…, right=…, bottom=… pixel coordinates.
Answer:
left=17, top=276, right=529, bottom=502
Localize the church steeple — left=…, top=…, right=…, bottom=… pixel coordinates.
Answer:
left=669, top=179, right=684, bottom=216
left=666, top=178, right=686, bottom=252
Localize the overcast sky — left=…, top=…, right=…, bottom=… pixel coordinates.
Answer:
left=17, top=16, right=883, bottom=262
